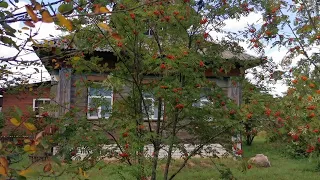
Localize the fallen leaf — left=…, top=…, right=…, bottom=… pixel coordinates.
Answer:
left=43, top=163, right=52, bottom=172
left=25, top=5, right=38, bottom=22
left=21, top=27, right=29, bottom=30
left=79, top=167, right=89, bottom=178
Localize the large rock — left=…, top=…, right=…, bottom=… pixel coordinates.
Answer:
left=248, top=154, right=271, bottom=167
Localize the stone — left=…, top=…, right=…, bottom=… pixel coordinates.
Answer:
left=248, top=154, right=271, bottom=167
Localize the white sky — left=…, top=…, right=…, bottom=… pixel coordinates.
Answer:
left=1, top=1, right=308, bottom=96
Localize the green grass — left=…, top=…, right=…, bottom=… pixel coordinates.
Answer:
left=12, top=137, right=320, bottom=179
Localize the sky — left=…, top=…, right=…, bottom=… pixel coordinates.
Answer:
left=0, top=0, right=308, bottom=96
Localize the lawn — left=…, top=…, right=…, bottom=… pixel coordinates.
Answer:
left=12, top=136, right=320, bottom=180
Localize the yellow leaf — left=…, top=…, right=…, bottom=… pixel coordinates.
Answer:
left=19, top=168, right=33, bottom=177
left=10, top=118, right=20, bottom=126
left=98, top=23, right=112, bottom=32
left=0, top=157, right=8, bottom=169
left=29, top=87, right=33, bottom=92
left=34, top=2, right=41, bottom=11
left=41, top=10, right=53, bottom=23
left=24, top=122, right=37, bottom=131
left=99, top=7, right=110, bottom=13
left=54, top=63, right=60, bottom=69
left=79, top=167, right=83, bottom=175
left=22, top=27, right=29, bottom=30
left=73, top=56, right=80, bottom=62
left=0, top=166, right=7, bottom=176
left=24, top=21, right=35, bottom=28
left=25, top=5, right=38, bottom=23
left=83, top=171, right=89, bottom=178
left=24, top=139, right=31, bottom=143
left=24, top=145, right=36, bottom=154
left=79, top=167, right=89, bottom=178
left=57, top=14, right=72, bottom=31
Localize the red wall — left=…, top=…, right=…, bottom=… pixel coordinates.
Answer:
left=1, top=87, right=51, bottom=136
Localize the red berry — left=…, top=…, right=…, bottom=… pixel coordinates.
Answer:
left=117, top=41, right=123, bottom=47
left=130, top=13, right=135, bottom=19
left=160, top=63, right=166, bottom=69
left=247, top=164, right=252, bottom=169
left=71, top=150, right=76, bottom=156
left=229, top=109, right=236, bottom=115
left=173, top=11, right=179, bottom=16
left=154, top=10, right=160, bottom=16
left=119, top=4, right=125, bottom=9
left=199, top=60, right=204, bottom=67
left=166, top=54, right=175, bottom=60
left=200, top=18, right=208, bottom=24
left=119, top=152, right=129, bottom=157
left=249, top=28, right=256, bottom=33
left=291, top=134, right=299, bottom=141
left=42, top=112, right=49, bottom=117
left=122, top=132, right=129, bottom=137
left=236, top=149, right=243, bottom=155
left=164, top=16, right=170, bottom=22
left=175, top=104, right=184, bottom=109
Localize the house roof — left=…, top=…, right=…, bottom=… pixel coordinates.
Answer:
left=33, top=38, right=263, bottom=70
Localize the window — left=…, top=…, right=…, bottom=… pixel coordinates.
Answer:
left=87, top=87, right=113, bottom=119
left=33, top=98, right=51, bottom=117
left=142, top=93, right=164, bottom=120
left=193, top=96, right=211, bottom=108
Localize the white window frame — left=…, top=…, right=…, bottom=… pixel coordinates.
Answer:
left=142, top=95, right=164, bottom=120
left=87, top=87, right=113, bottom=120
left=33, top=98, right=51, bottom=117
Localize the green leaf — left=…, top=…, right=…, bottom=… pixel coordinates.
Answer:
left=51, top=156, right=62, bottom=166
left=0, top=1, right=8, bottom=8
left=58, top=4, right=73, bottom=14
left=15, top=106, right=23, bottom=118
left=2, top=22, right=16, bottom=34
left=16, top=176, right=27, bottom=180
left=0, top=35, right=14, bottom=45
left=40, top=139, right=49, bottom=149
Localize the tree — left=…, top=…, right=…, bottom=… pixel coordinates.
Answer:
left=2, top=0, right=306, bottom=179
